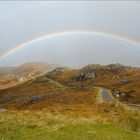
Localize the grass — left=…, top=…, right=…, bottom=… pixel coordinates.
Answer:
left=113, top=102, right=140, bottom=132
left=0, top=110, right=140, bottom=140
left=94, top=87, right=104, bottom=104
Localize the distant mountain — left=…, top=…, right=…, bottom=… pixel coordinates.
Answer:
left=0, top=62, right=58, bottom=79
left=0, top=62, right=58, bottom=89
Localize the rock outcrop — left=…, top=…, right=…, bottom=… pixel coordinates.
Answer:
left=72, top=72, right=95, bottom=81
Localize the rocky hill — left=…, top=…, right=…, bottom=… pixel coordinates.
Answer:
left=46, top=63, right=140, bottom=104
left=0, top=63, right=140, bottom=110
left=0, top=74, right=97, bottom=110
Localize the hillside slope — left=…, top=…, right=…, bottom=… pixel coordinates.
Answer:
left=0, top=74, right=98, bottom=110
left=0, top=62, right=58, bottom=89
left=0, top=63, right=140, bottom=109
left=46, top=64, right=140, bottom=104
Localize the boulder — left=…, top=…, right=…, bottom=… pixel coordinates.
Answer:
left=26, top=95, right=44, bottom=104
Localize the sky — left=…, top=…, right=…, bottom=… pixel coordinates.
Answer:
left=0, top=1, right=140, bottom=68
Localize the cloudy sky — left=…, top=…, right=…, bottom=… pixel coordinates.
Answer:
left=0, top=1, right=140, bottom=68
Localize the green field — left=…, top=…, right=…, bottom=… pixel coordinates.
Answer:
left=0, top=111, right=140, bottom=140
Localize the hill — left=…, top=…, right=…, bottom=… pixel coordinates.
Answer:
left=46, top=63, right=140, bottom=104
left=0, top=62, right=58, bottom=89
left=0, top=74, right=98, bottom=110
left=0, top=63, right=140, bottom=109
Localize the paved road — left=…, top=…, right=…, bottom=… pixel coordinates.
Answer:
left=101, top=88, right=113, bottom=103
left=100, top=88, right=140, bottom=111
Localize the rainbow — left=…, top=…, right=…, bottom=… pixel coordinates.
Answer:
left=1, top=30, right=140, bottom=61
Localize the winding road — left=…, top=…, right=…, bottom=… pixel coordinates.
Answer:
left=100, top=87, right=140, bottom=111
left=101, top=88, right=113, bottom=103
